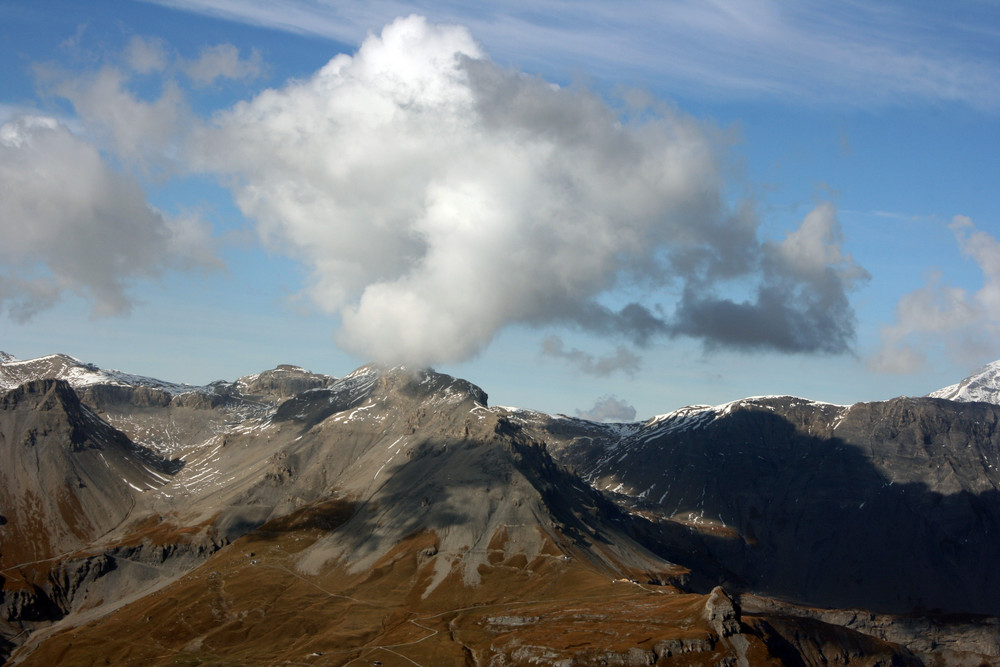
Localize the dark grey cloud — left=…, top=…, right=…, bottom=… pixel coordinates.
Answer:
left=565, top=303, right=669, bottom=347
left=667, top=201, right=868, bottom=354
left=671, top=285, right=854, bottom=354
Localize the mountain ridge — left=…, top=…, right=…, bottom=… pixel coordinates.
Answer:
left=2, top=352, right=1000, bottom=665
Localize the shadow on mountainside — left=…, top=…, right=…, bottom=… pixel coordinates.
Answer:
left=598, top=406, right=1000, bottom=616
left=237, top=412, right=706, bottom=594
left=299, top=431, right=613, bottom=567
left=224, top=401, right=1000, bottom=617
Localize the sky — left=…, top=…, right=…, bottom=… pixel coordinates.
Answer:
left=1, top=0, right=999, bottom=420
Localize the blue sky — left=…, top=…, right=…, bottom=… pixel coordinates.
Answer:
left=1, top=0, right=998, bottom=420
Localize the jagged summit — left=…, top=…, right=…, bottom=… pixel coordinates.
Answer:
left=369, top=363, right=489, bottom=405
left=272, top=363, right=488, bottom=426
left=928, top=359, right=1000, bottom=404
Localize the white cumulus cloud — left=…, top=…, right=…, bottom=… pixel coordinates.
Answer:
left=190, top=15, right=866, bottom=367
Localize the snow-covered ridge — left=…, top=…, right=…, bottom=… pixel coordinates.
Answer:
left=0, top=352, right=210, bottom=395
left=639, top=395, right=849, bottom=442
left=928, top=360, right=1000, bottom=405
left=502, top=395, right=843, bottom=442
left=647, top=395, right=846, bottom=424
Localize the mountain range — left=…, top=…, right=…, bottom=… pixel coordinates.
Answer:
left=2, top=352, right=999, bottom=666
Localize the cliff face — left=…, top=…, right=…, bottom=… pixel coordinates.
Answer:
left=0, top=379, right=181, bottom=568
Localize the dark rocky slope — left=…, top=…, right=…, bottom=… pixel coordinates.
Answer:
left=540, top=396, right=1000, bottom=617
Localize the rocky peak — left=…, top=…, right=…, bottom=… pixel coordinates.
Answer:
left=234, top=364, right=336, bottom=401
left=272, top=364, right=487, bottom=428
left=1, top=376, right=80, bottom=409
left=0, top=377, right=182, bottom=574
left=1, top=353, right=90, bottom=390
left=0, top=352, right=200, bottom=399
left=371, top=364, right=489, bottom=407
left=0, top=378, right=100, bottom=452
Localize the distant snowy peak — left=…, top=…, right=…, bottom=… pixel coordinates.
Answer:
left=0, top=352, right=200, bottom=394
left=928, top=360, right=1000, bottom=404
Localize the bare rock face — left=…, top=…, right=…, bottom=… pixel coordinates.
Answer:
left=76, top=383, right=175, bottom=408
left=741, top=594, right=999, bottom=666
left=703, top=586, right=741, bottom=638
left=234, top=364, right=336, bottom=402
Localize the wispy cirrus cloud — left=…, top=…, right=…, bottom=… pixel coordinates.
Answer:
left=141, top=0, right=1000, bottom=109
